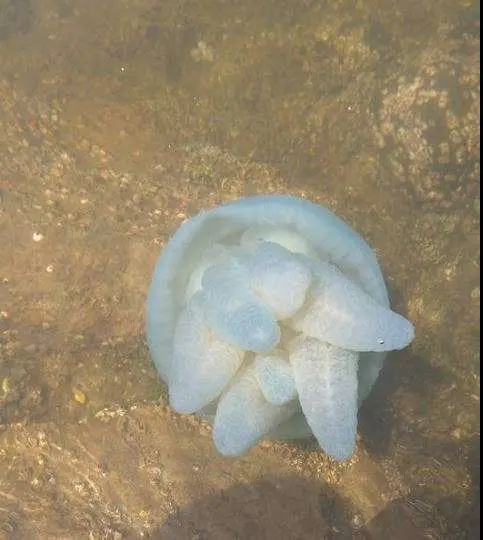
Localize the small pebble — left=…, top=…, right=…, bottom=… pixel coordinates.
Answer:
left=451, top=428, right=462, bottom=440
left=2, top=378, right=10, bottom=396
left=73, top=388, right=87, bottom=404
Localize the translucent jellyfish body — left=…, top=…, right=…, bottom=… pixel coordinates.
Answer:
left=146, top=195, right=414, bottom=460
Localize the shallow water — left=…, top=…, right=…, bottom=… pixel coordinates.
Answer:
left=0, top=0, right=479, bottom=537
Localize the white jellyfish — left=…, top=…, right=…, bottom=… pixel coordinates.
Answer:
left=146, top=195, right=414, bottom=460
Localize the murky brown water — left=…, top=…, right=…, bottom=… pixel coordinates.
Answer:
left=0, top=0, right=479, bottom=538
